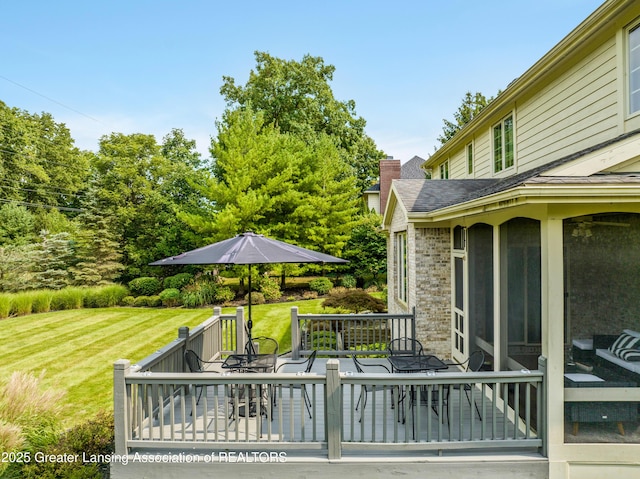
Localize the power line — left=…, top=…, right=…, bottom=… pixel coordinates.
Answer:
left=0, top=198, right=83, bottom=212
left=0, top=75, right=104, bottom=125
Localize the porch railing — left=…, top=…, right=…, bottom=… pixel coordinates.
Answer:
left=114, top=358, right=545, bottom=459
left=133, top=307, right=245, bottom=374
left=291, top=306, right=416, bottom=359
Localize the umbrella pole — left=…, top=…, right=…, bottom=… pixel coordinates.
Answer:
left=247, top=267, right=252, bottom=361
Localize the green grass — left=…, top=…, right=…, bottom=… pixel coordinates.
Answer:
left=0, top=299, right=327, bottom=427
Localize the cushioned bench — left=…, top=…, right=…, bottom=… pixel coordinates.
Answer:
left=595, top=329, right=640, bottom=376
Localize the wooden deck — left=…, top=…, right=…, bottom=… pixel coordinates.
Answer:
left=135, top=358, right=525, bottom=448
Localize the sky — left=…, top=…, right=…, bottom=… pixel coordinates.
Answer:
left=1, top=0, right=606, bottom=164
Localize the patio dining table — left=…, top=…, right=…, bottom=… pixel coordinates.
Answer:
left=388, top=354, right=449, bottom=436
left=221, top=353, right=277, bottom=373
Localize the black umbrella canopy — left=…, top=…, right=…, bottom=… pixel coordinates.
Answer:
left=149, top=231, right=349, bottom=266
left=150, top=232, right=348, bottom=358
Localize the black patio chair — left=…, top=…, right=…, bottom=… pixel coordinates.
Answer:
left=447, top=350, right=485, bottom=420
left=183, top=349, right=221, bottom=409
left=351, top=355, right=390, bottom=422
left=275, top=350, right=317, bottom=417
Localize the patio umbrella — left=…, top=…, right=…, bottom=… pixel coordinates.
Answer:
left=149, top=231, right=348, bottom=358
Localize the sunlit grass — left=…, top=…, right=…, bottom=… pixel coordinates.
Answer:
left=0, top=300, right=327, bottom=426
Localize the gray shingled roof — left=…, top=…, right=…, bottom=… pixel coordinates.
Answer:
left=393, top=129, right=640, bottom=214
left=401, top=156, right=427, bottom=179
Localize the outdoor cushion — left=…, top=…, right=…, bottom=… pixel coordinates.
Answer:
left=609, top=332, right=640, bottom=354
left=617, top=348, right=640, bottom=361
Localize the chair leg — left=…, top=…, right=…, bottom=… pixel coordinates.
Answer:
left=464, top=388, right=482, bottom=421
left=302, top=386, right=312, bottom=418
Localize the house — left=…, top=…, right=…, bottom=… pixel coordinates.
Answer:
left=383, top=0, right=640, bottom=477
left=363, top=155, right=427, bottom=214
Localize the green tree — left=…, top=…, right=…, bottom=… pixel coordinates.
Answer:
left=32, top=231, right=75, bottom=290
left=342, top=212, right=387, bottom=286
left=0, top=101, right=89, bottom=210
left=0, top=203, right=36, bottom=245
left=220, top=51, right=384, bottom=193
left=183, top=107, right=359, bottom=257
left=91, top=132, right=204, bottom=280
left=437, top=91, right=493, bottom=145
left=0, top=244, right=37, bottom=292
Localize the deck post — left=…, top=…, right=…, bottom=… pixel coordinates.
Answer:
left=325, top=359, right=342, bottom=460
left=113, top=359, right=130, bottom=456
left=178, top=326, right=190, bottom=371
left=236, top=307, right=246, bottom=353
left=291, top=306, right=300, bottom=360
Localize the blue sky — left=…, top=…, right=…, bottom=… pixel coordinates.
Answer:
left=2, top=0, right=604, bottom=163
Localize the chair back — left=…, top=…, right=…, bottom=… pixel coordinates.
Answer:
left=246, top=336, right=279, bottom=356
left=305, top=350, right=317, bottom=373
left=388, top=337, right=423, bottom=356
left=466, top=350, right=485, bottom=372
left=184, top=349, right=203, bottom=372
left=351, top=354, right=365, bottom=374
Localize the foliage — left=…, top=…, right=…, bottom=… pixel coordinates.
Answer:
left=340, top=275, right=357, bottom=289
left=437, top=91, right=494, bottom=145
left=83, top=284, right=129, bottom=308
left=0, top=294, right=10, bottom=318
left=245, top=291, right=265, bottom=305
left=258, top=275, right=282, bottom=301
left=32, top=231, right=75, bottom=290
left=309, top=277, right=333, bottom=295
left=128, top=277, right=162, bottom=296
left=163, top=272, right=193, bottom=290
left=220, top=51, right=384, bottom=193
left=17, top=410, right=114, bottom=479
left=10, top=293, right=33, bottom=316
left=321, top=289, right=387, bottom=313
left=187, top=107, right=358, bottom=262
left=121, top=296, right=135, bottom=306
left=30, top=290, right=54, bottom=314
left=0, top=372, right=65, bottom=477
left=91, top=131, right=206, bottom=281
left=0, top=203, right=36, bottom=246
left=342, top=212, right=387, bottom=286
left=214, top=286, right=235, bottom=303
left=0, top=243, right=37, bottom=292
left=159, top=288, right=181, bottom=307
left=50, top=287, right=85, bottom=311
left=0, top=101, right=89, bottom=212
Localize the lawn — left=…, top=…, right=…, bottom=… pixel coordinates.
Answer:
left=0, top=299, right=325, bottom=427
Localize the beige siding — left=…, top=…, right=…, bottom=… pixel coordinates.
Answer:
left=516, top=39, right=619, bottom=172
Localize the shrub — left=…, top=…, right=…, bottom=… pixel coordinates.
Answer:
left=259, top=276, right=282, bottom=301
left=322, top=289, right=387, bottom=313
left=128, top=277, right=162, bottom=296
left=86, top=284, right=128, bottom=308
left=146, top=295, right=161, bottom=307
left=245, top=291, right=265, bottom=305
left=163, top=272, right=194, bottom=290
left=19, top=410, right=114, bottom=479
left=0, top=294, right=11, bottom=319
left=30, top=290, right=54, bottom=314
left=340, top=274, right=357, bottom=289
left=10, top=292, right=33, bottom=316
left=214, top=286, right=235, bottom=303
left=159, top=288, right=181, bottom=307
left=133, top=296, right=151, bottom=307
left=122, top=295, right=135, bottom=306
left=51, top=287, right=85, bottom=311
left=302, top=291, right=318, bottom=300
left=309, top=277, right=333, bottom=295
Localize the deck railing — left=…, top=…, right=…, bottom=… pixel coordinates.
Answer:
left=133, top=307, right=244, bottom=374
left=291, top=306, right=416, bottom=359
left=114, top=358, right=545, bottom=459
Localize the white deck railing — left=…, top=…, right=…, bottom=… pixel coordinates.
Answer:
left=114, top=358, right=545, bottom=459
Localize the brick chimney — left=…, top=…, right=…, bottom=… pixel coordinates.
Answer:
left=379, top=156, right=401, bottom=215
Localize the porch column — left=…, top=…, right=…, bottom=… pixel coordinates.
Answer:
left=540, top=217, right=564, bottom=456
left=235, top=306, right=246, bottom=354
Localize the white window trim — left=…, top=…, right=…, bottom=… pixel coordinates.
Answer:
left=492, top=113, right=515, bottom=175
left=439, top=159, right=449, bottom=179
left=396, top=232, right=408, bottom=304
left=466, top=142, right=474, bottom=177
left=627, top=18, right=640, bottom=117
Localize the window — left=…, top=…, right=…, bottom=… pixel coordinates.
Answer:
left=466, top=143, right=473, bottom=175
left=396, top=232, right=407, bottom=303
left=629, top=23, right=640, bottom=114
left=439, top=160, right=449, bottom=179
left=493, top=114, right=514, bottom=173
